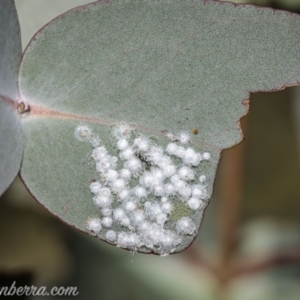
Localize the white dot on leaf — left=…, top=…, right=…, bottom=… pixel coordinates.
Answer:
left=178, top=132, right=190, bottom=144
left=105, top=169, right=119, bottom=183
left=124, top=158, right=142, bottom=175
left=176, top=217, right=196, bottom=235
left=86, top=218, right=102, bottom=234
left=75, top=125, right=92, bottom=142
left=91, top=146, right=108, bottom=161
left=116, top=138, right=129, bottom=151
left=124, top=201, right=137, bottom=212
left=112, top=179, right=126, bottom=193
left=102, top=217, right=113, bottom=228
left=113, top=208, right=126, bottom=221
left=93, top=195, right=112, bottom=208
left=187, top=198, right=203, bottom=210
left=106, top=230, right=117, bottom=242
left=120, top=148, right=134, bottom=160
left=101, top=207, right=112, bottom=216
left=199, top=175, right=206, bottom=182
left=134, top=136, right=150, bottom=152
left=202, top=152, right=211, bottom=160
left=134, top=186, right=147, bottom=199
left=119, top=168, right=132, bottom=182
left=165, top=143, right=178, bottom=156
left=118, top=189, right=130, bottom=201
left=89, top=181, right=102, bottom=195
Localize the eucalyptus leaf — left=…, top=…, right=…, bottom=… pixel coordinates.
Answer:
left=0, top=0, right=23, bottom=196
left=18, top=0, right=300, bottom=254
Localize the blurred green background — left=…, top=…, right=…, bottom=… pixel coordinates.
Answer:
left=1, top=0, right=300, bottom=299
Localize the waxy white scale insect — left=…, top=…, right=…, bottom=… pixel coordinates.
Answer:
left=77, top=124, right=212, bottom=255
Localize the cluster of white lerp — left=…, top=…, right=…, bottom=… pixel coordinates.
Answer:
left=75, top=124, right=210, bottom=255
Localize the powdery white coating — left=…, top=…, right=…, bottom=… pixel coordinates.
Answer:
left=182, top=148, right=202, bottom=166
left=166, top=143, right=178, bottom=156
left=111, top=179, right=126, bottom=193
left=105, top=169, right=119, bottom=182
left=146, top=146, right=164, bottom=164
left=120, top=148, right=134, bottom=160
left=126, top=233, right=139, bottom=248
left=199, top=175, right=206, bottom=182
left=156, top=213, right=167, bottom=226
left=166, top=132, right=176, bottom=141
left=96, top=156, right=117, bottom=173
left=117, top=232, right=139, bottom=248
left=162, top=164, right=177, bottom=178
left=75, top=125, right=92, bottom=142
left=176, top=217, right=196, bottom=235
left=162, top=202, right=173, bottom=214
left=114, top=124, right=132, bottom=139
left=175, top=146, right=185, bottom=158
left=177, top=185, right=192, bottom=199
left=178, top=166, right=194, bottom=181
left=161, top=197, right=168, bottom=203
left=134, top=186, right=147, bottom=199
left=139, top=171, right=154, bottom=188
left=89, top=181, right=102, bottom=195
left=178, top=132, right=191, bottom=144
left=76, top=124, right=213, bottom=254
left=144, top=201, right=151, bottom=209
left=202, top=152, right=211, bottom=160
left=124, top=201, right=137, bottom=211
left=130, top=210, right=145, bottom=225
left=92, top=146, right=108, bottom=161
left=119, top=168, right=132, bottom=182
left=146, top=202, right=162, bottom=220
left=124, top=158, right=142, bottom=175
left=116, top=138, right=129, bottom=151
left=187, top=198, right=204, bottom=210
left=118, top=189, right=130, bottom=201
left=106, top=230, right=117, bottom=242
left=164, top=183, right=176, bottom=196
left=160, top=231, right=181, bottom=253
left=138, top=221, right=150, bottom=232
left=142, top=225, right=161, bottom=247
left=89, top=135, right=101, bottom=148
left=117, top=232, right=129, bottom=248
left=174, top=180, right=187, bottom=191
left=96, top=160, right=110, bottom=173
left=102, top=217, right=113, bottom=228
left=113, top=208, right=126, bottom=221
left=192, top=185, right=204, bottom=198
left=101, top=207, right=112, bottom=216
left=86, top=218, right=102, bottom=235
left=134, top=136, right=150, bottom=152
left=170, top=174, right=180, bottom=184
left=120, top=216, right=131, bottom=228
left=153, top=184, right=165, bottom=197
left=93, top=195, right=112, bottom=208
left=151, top=167, right=165, bottom=181
left=99, top=187, right=111, bottom=197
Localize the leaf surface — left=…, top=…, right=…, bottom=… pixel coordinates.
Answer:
left=18, top=0, right=300, bottom=254
left=0, top=0, right=23, bottom=196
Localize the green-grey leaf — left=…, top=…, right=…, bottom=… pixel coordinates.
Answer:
left=18, top=0, right=300, bottom=254
left=0, top=0, right=23, bottom=196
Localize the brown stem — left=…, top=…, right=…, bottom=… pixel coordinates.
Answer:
left=217, top=117, right=248, bottom=285
left=0, top=94, right=17, bottom=108
left=231, top=245, right=300, bottom=278
left=183, top=242, right=220, bottom=277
